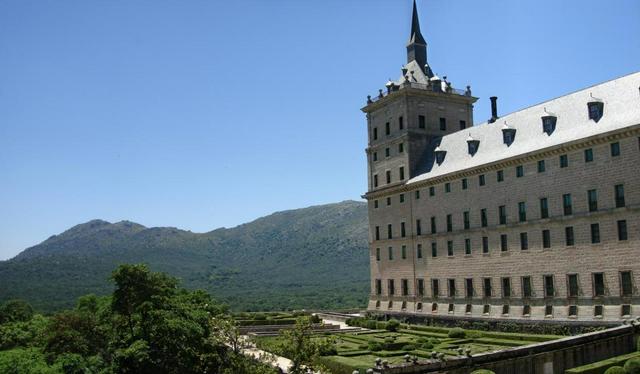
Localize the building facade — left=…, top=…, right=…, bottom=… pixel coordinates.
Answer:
left=363, top=1, right=640, bottom=321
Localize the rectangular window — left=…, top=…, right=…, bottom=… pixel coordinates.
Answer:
left=446, top=214, right=452, bottom=232
left=483, top=278, right=492, bottom=298
left=439, top=117, right=447, bottom=131
left=402, top=279, right=409, bottom=296
left=416, top=219, right=422, bottom=236
left=375, top=226, right=380, bottom=241
left=538, top=160, right=546, bottom=173
left=373, top=127, right=378, bottom=140
left=429, top=186, right=435, bottom=196
left=448, top=279, right=456, bottom=297
left=462, top=178, right=468, bottom=190
left=499, top=205, right=507, bottom=225
left=540, top=198, right=549, bottom=219
left=447, top=241, right=454, bottom=256
left=417, top=244, right=423, bottom=259
left=516, top=165, right=524, bottom=178
left=520, top=232, right=528, bottom=250
left=565, top=226, right=575, bottom=246
left=415, top=190, right=420, bottom=200
left=375, top=248, right=380, bottom=261
left=497, top=170, right=504, bottom=182
left=518, top=202, right=527, bottom=222
left=398, top=143, right=404, bottom=153
left=591, top=223, right=601, bottom=244
left=417, top=279, right=425, bottom=296
left=465, top=279, right=474, bottom=298
left=445, top=183, right=451, bottom=193
left=432, top=279, right=440, bottom=298
left=502, top=278, right=511, bottom=298
left=615, top=184, right=625, bottom=208
left=500, top=234, right=508, bottom=252
left=568, top=274, right=579, bottom=297
left=388, top=247, right=393, bottom=260
left=431, top=242, right=437, bottom=257
left=588, top=189, right=598, bottom=212
left=373, top=152, right=378, bottom=162
left=376, top=279, right=382, bottom=295
left=481, top=209, right=488, bottom=227
left=463, top=211, right=470, bottom=230
left=482, top=236, right=489, bottom=254
left=618, top=220, right=628, bottom=241
left=522, top=276, right=532, bottom=298
left=611, top=142, right=620, bottom=157
left=401, top=222, right=406, bottom=238
left=542, top=229, right=551, bottom=249
left=593, top=273, right=605, bottom=297
left=479, top=174, right=486, bottom=186
left=401, top=245, right=407, bottom=259
left=398, top=116, right=404, bottom=130
left=387, top=224, right=393, bottom=239
left=399, top=194, right=405, bottom=203
left=418, top=115, right=426, bottom=129
left=386, top=170, right=391, bottom=184
left=373, top=175, right=378, bottom=188
left=385, top=147, right=390, bottom=158
left=385, top=122, right=390, bottom=135
left=386, top=197, right=391, bottom=206
left=430, top=216, right=436, bottom=234
left=563, top=194, right=572, bottom=215
left=374, top=200, right=379, bottom=209
left=544, top=275, right=555, bottom=298
left=388, top=279, right=395, bottom=295
left=399, top=167, right=405, bottom=180
left=585, top=148, right=594, bottom=162
left=560, top=154, right=568, bottom=168
left=465, top=238, right=471, bottom=255
left=620, top=271, right=633, bottom=297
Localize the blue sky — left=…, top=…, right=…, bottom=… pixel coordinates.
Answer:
left=1, top=0, right=639, bottom=260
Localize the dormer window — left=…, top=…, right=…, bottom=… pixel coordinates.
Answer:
left=434, top=147, right=447, bottom=165
left=588, top=101, right=604, bottom=122
left=466, top=135, right=479, bottom=156
left=502, top=124, right=516, bottom=146
left=542, top=116, right=557, bottom=135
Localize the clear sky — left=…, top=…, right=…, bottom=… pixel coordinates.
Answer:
left=1, top=0, right=639, bottom=260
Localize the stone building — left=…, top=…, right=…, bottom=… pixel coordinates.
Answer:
left=363, top=1, right=640, bottom=321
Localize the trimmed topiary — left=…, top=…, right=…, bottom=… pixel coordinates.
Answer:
left=625, top=358, right=640, bottom=374
left=604, top=366, right=626, bottom=374
left=448, top=327, right=466, bottom=338
left=386, top=319, right=400, bottom=332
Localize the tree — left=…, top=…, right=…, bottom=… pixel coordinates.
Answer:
left=278, top=317, right=333, bottom=374
left=0, top=300, right=34, bottom=324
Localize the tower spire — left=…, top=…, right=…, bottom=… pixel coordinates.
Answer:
left=406, top=0, right=428, bottom=69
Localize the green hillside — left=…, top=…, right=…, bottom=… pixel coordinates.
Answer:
left=0, top=200, right=369, bottom=313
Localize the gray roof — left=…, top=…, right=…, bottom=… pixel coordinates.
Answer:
left=408, top=71, right=640, bottom=185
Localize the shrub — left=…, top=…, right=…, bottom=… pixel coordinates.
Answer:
left=471, top=370, right=496, bottom=374
left=402, top=344, right=417, bottom=351
left=366, top=320, right=378, bottom=329
left=638, top=338, right=640, bottom=352
left=448, top=327, right=466, bottom=339
left=309, top=314, right=321, bottom=324
left=604, top=367, right=626, bottom=374
left=386, top=319, right=400, bottom=332
left=383, top=337, right=395, bottom=344
left=625, top=358, right=640, bottom=374
left=367, top=341, right=382, bottom=352
left=421, top=342, right=433, bottom=350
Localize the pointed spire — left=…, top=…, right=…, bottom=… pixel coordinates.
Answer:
left=409, top=0, right=426, bottom=45
left=406, top=0, right=428, bottom=68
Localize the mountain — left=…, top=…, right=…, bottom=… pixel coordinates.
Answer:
left=0, top=200, right=369, bottom=313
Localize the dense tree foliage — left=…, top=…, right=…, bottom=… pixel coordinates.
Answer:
left=0, top=264, right=278, bottom=374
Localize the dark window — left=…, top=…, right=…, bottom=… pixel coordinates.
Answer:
left=560, top=154, right=568, bottom=168
left=385, top=147, right=390, bottom=157
left=388, top=246, right=393, bottom=260
left=386, top=170, right=391, bottom=184
left=399, top=167, right=405, bottom=180
left=499, top=205, right=507, bottom=225
left=417, top=279, right=425, bottom=296
left=542, top=229, right=551, bottom=249
left=431, top=242, right=437, bottom=257
left=432, top=279, right=440, bottom=297
left=594, top=305, right=603, bottom=317
left=373, top=152, right=378, bottom=162
left=386, top=197, right=391, bottom=206
left=402, top=279, right=409, bottom=296
left=401, top=222, right=406, bottom=238
left=538, top=160, right=546, bottom=173
left=401, top=245, right=407, bottom=259
left=448, top=279, right=456, bottom=297
left=585, top=148, right=594, bottom=162
left=466, top=304, right=472, bottom=313
left=373, top=175, right=378, bottom=188
left=545, top=305, right=553, bottom=316
left=544, top=275, right=555, bottom=297
left=463, top=211, right=470, bottom=230
left=591, top=223, right=600, bottom=244
left=417, top=244, right=423, bottom=259
left=615, top=184, right=625, bottom=208
left=418, top=115, right=426, bottom=129
left=540, top=198, right=549, bottom=219
left=415, top=190, right=420, bottom=200
left=387, top=224, right=393, bottom=239
left=479, top=174, right=486, bottom=186
left=481, top=209, right=488, bottom=227
left=465, top=238, right=471, bottom=255
left=374, top=200, right=379, bottom=209
left=569, top=305, right=578, bottom=316
left=588, top=102, right=603, bottom=122
left=462, top=178, right=468, bottom=190
left=445, top=183, right=451, bottom=193
left=398, top=143, right=404, bottom=153
left=611, top=142, right=620, bottom=157
left=503, top=129, right=515, bottom=145
left=460, top=120, right=466, bottom=130
left=388, top=279, right=395, bottom=295
left=620, top=271, right=633, bottom=297
left=398, top=116, right=404, bottom=130
left=568, top=274, right=579, bottom=297
left=465, top=279, right=474, bottom=298
left=375, top=248, right=380, bottom=261
left=385, top=122, right=390, bottom=135
left=593, top=273, right=605, bottom=297
left=430, top=216, right=437, bottom=234
left=588, top=189, right=598, bottom=212
left=483, top=304, right=490, bottom=314
left=446, top=214, right=452, bottom=232
left=502, top=305, right=510, bottom=315
left=447, top=241, right=453, bottom=256
left=439, top=117, right=447, bottom=131
left=518, top=202, right=527, bottom=222
left=522, top=276, right=532, bottom=298
left=482, top=236, right=489, bottom=254
left=617, top=220, right=628, bottom=241
left=429, top=186, right=435, bottom=196
left=500, top=234, right=508, bottom=252
left=376, top=279, right=382, bottom=295
left=502, top=278, right=511, bottom=298
left=483, top=278, right=492, bottom=298
left=416, top=219, right=422, bottom=236
left=565, top=226, right=575, bottom=246
left=542, top=116, right=556, bottom=135
left=399, top=194, right=405, bottom=203
left=520, top=232, right=528, bottom=250
left=375, top=226, right=380, bottom=241
left=563, top=194, right=572, bottom=215
left=373, top=127, right=378, bottom=140
left=497, top=170, right=504, bottom=182
left=516, top=165, right=524, bottom=178
left=622, top=304, right=631, bottom=317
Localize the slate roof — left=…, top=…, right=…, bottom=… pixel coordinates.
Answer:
left=407, top=71, right=640, bottom=185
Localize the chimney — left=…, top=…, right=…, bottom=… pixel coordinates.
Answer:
left=489, top=96, right=498, bottom=123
